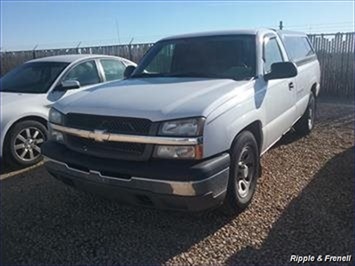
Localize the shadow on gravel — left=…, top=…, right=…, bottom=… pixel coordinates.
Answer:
left=226, top=147, right=355, bottom=265
left=0, top=161, right=22, bottom=175
left=272, top=129, right=304, bottom=149
left=0, top=166, right=231, bottom=265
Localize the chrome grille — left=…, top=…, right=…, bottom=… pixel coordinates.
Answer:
left=64, top=113, right=153, bottom=160
left=65, top=113, right=151, bottom=135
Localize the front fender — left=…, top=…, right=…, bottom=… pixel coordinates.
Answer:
left=203, top=95, right=264, bottom=158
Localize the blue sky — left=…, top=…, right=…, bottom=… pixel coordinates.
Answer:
left=1, top=1, right=354, bottom=51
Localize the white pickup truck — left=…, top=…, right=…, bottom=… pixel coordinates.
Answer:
left=42, top=29, right=320, bottom=214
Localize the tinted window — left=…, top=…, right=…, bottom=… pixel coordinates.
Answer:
left=133, top=35, right=256, bottom=81
left=101, top=59, right=125, bottom=81
left=0, top=62, right=68, bottom=93
left=264, top=37, right=283, bottom=73
left=64, top=61, right=100, bottom=86
left=283, top=36, right=315, bottom=61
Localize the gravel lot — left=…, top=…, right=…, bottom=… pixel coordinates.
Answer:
left=1, top=100, right=354, bottom=265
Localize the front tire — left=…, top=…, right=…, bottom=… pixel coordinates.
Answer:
left=4, top=120, right=47, bottom=167
left=222, top=131, right=259, bottom=215
left=294, top=93, right=316, bottom=136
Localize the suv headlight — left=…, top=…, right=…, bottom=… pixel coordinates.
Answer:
left=49, top=108, right=64, bottom=125
left=158, top=117, right=205, bottom=136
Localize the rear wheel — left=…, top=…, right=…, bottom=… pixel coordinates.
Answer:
left=294, top=93, right=316, bottom=136
left=222, top=131, right=259, bottom=215
left=4, top=120, right=47, bottom=167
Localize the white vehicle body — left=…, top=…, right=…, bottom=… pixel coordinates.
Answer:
left=43, top=29, right=320, bottom=212
left=0, top=54, right=136, bottom=161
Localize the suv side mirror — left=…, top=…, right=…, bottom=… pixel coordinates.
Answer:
left=264, top=62, right=298, bottom=81
left=57, top=80, right=81, bottom=91
left=124, top=65, right=136, bottom=78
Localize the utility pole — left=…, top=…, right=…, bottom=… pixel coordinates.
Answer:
left=279, top=21, right=283, bottom=30
left=115, top=19, right=121, bottom=45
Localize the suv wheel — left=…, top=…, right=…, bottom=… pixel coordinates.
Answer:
left=294, top=93, right=316, bottom=135
left=4, top=120, right=47, bottom=167
left=222, top=130, right=259, bottom=215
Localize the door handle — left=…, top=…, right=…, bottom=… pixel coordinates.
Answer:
left=288, top=82, right=294, bottom=90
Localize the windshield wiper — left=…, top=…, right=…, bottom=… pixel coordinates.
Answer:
left=130, top=73, right=169, bottom=78
left=130, top=71, right=246, bottom=81
left=167, top=72, right=239, bottom=80
left=168, top=72, right=218, bottom=78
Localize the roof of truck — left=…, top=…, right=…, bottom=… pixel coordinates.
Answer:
left=161, top=29, right=261, bottom=41
left=277, top=30, right=308, bottom=37
left=160, top=29, right=307, bottom=41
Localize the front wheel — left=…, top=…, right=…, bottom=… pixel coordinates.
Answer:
left=4, top=120, right=47, bottom=167
left=294, top=93, right=316, bottom=136
left=222, top=131, right=259, bottom=215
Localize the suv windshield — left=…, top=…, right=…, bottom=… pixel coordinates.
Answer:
left=0, top=62, right=69, bottom=93
left=132, top=35, right=256, bottom=81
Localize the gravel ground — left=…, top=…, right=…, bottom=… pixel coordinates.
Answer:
left=1, top=100, right=354, bottom=265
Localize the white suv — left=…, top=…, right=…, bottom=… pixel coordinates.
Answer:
left=42, top=29, right=320, bottom=213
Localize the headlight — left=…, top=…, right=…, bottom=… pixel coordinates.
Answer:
left=49, top=108, right=64, bottom=125
left=158, top=117, right=205, bottom=136
left=154, top=145, right=203, bottom=159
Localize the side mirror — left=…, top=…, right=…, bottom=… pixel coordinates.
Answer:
left=264, top=62, right=298, bottom=81
left=124, top=65, right=136, bottom=78
left=57, top=80, right=81, bottom=91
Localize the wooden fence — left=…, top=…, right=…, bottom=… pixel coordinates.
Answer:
left=1, top=32, right=354, bottom=97
left=308, top=32, right=354, bottom=98
left=0, top=43, right=154, bottom=77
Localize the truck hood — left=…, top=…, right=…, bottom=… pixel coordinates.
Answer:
left=55, top=77, right=251, bottom=121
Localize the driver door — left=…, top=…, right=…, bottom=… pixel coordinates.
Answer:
left=49, top=60, right=102, bottom=101
left=262, top=35, right=297, bottom=148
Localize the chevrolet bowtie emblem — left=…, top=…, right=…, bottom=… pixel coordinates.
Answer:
left=92, top=129, right=107, bottom=142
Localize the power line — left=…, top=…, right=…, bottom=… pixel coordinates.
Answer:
left=287, top=24, right=354, bottom=30
left=285, top=21, right=353, bottom=28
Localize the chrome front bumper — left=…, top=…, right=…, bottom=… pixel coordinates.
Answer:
left=42, top=141, right=230, bottom=211
left=44, top=156, right=228, bottom=197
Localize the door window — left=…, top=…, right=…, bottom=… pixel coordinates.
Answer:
left=264, top=37, right=284, bottom=73
left=101, top=59, right=126, bottom=81
left=283, top=36, right=315, bottom=61
left=63, top=61, right=100, bottom=86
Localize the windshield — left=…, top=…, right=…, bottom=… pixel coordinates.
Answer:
left=132, top=35, right=256, bottom=81
left=0, top=62, right=69, bottom=93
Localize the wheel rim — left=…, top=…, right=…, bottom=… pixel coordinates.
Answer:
left=14, top=127, right=45, bottom=162
left=236, top=146, right=255, bottom=198
left=308, top=100, right=315, bottom=129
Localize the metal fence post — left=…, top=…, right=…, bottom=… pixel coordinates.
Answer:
left=32, top=45, right=38, bottom=59
left=76, top=42, right=81, bottom=54
left=128, top=38, right=134, bottom=61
